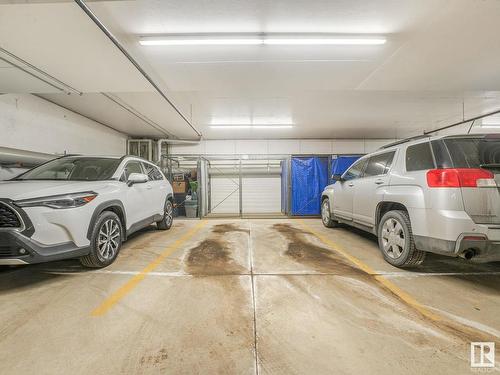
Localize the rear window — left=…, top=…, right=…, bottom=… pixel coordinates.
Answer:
left=406, top=142, right=435, bottom=171
left=438, top=137, right=500, bottom=168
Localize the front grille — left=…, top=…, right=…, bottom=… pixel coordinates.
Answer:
left=0, top=246, right=18, bottom=258
left=0, top=202, right=21, bottom=229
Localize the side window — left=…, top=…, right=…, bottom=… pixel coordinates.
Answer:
left=121, top=161, right=143, bottom=182
left=343, top=158, right=368, bottom=181
left=142, top=163, right=164, bottom=181
left=406, top=142, right=435, bottom=171
left=364, top=151, right=395, bottom=177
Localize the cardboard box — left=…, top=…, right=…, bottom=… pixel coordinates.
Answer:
left=173, top=181, right=187, bottom=194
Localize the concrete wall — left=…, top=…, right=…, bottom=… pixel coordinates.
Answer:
left=169, top=138, right=395, bottom=156
left=0, top=94, right=128, bottom=180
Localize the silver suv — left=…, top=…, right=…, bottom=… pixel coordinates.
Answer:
left=321, top=134, right=500, bottom=267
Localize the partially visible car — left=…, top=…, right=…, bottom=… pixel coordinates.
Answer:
left=0, top=155, right=173, bottom=268
left=321, top=133, right=500, bottom=267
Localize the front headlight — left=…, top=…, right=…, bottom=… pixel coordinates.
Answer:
left=14, top=191, right=98, bottom=209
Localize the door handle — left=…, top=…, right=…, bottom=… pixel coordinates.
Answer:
left=146, top=185, right=153, bottom=189
left=375, top=179, right=384, bottom=185
left=348, top=183, right=354, bottom=187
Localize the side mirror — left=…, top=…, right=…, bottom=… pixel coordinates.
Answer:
left=332, top=174, right=344, bottom=182
left=127, top=173, right=148, bottom=186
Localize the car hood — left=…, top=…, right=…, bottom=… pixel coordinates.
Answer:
left=0, top=180, right=109, bottom=201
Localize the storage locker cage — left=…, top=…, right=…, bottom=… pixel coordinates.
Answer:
left=159, top=154, right=362, bottom=219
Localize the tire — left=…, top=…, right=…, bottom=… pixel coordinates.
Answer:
left=377, top=210, right=426, bottom=267
left=321, top=198, right=338, bottom=228
left=80, top=211, right=123, bottom=268
left=156, top=199, right=173, bottom=230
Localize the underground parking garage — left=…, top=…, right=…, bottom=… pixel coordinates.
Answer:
left=0, top=1, right=500, bottom=374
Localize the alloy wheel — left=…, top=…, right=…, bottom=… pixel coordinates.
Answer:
left=381, top=218, right=405, bottom=259
left=322, top=201, right=330, bottom=225
left=98, top=219, right=120, bottom=260
left=165, top=202, right=173, bottom=227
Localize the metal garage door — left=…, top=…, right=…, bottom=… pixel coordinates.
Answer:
left=209, top=175, right=282, bottom=215
left=207, top=157, right=286, bottom=217
left=210, top=176, right=240, bottom=214
left=242, top=176, right=281, bottom=214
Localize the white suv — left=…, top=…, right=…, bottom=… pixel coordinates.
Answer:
left=0, top=155, right=174, bottom=268
left=321, top=134, right=500, bottom=267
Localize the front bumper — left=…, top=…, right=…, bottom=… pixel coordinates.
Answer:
left=0, top=230, right=89, bottom=265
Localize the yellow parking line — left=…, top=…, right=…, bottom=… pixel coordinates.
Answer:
left=91, top=220, right=207, bottom=317
left=298, top=220, right=442, bottom=322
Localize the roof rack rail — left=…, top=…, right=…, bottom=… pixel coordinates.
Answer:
left=379, top=134, right=429, bottom=149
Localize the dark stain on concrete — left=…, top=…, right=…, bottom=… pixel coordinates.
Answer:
left=211, top=223, right=250, bottom=235
left=185, top=239, right=244, bottom=275
left=140, top=348, right=169, bottom=368
left=273, top=223, right=500, bottom=347
left=185, top=223, right=247, bottom=275
left=273, top=223, right=366, bottom=276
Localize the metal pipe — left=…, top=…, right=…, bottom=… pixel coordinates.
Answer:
left=73, top=0, right=202, bottom=138
left=102, top=93, right=174, bottom=138
left=157, top=138, right=201, bottom=163
left=35, top=94, right=127, bottom=136
left=424, top=108, right=500, bottom=135
left=208, top=167, right=282, bottom=175
left=0, top=146, right=55, bottom=167
left=159, top=139, right=201, bottom=144
left=0, top=47, right=82, bottom=95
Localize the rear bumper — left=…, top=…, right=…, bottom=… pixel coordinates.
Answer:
left=414, top=234, right=500, bottom=262
left=455, top=234, right=500, bottom=262
left=0, top=230, right=89, bottom=265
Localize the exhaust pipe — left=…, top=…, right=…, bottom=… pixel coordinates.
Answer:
left=459, top=249, right=475, bottom=260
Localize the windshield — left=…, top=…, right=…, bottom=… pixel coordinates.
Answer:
left=16, top=157, right=121, bottom=181
left=432, top=136, right=500, bottom=169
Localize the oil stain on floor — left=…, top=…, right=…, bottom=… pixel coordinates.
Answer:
left=184, top=224, right=249, bottom=276
left=273, top=223, right=366, bottom=277
left=272, top=223, right=500, bottom=352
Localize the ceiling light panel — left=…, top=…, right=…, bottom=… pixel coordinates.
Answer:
left=481, top=116, right=500, bottom=127
left=139, top=34, right=387, bottom=46
left=210, top=125, right=293, bottom=129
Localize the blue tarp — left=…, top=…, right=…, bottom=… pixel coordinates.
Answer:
left=330, top=156, right=360, bottom=183
left=291, top=157, right=328, bottom=215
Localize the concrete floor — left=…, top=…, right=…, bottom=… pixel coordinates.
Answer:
left=0, top=218, right=499, bottom=374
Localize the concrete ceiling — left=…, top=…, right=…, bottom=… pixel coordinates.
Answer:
left=1, top=0, right=500, bottom=139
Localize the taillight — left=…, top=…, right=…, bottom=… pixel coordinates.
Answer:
left=426, top=168, right=494, bottom=188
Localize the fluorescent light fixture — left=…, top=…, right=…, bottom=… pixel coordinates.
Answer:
left=140, top=38, right=262, bottom=46
left=481, top=116, right=500, bottom=128
left=263, top=38, right=386, bottom=45
left=139, top=34, right=387, bottom=46
left=210, top=125, right=293, bottom=129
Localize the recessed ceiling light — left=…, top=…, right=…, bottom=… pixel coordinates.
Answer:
left=139, top=34, right=387, bottom=46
